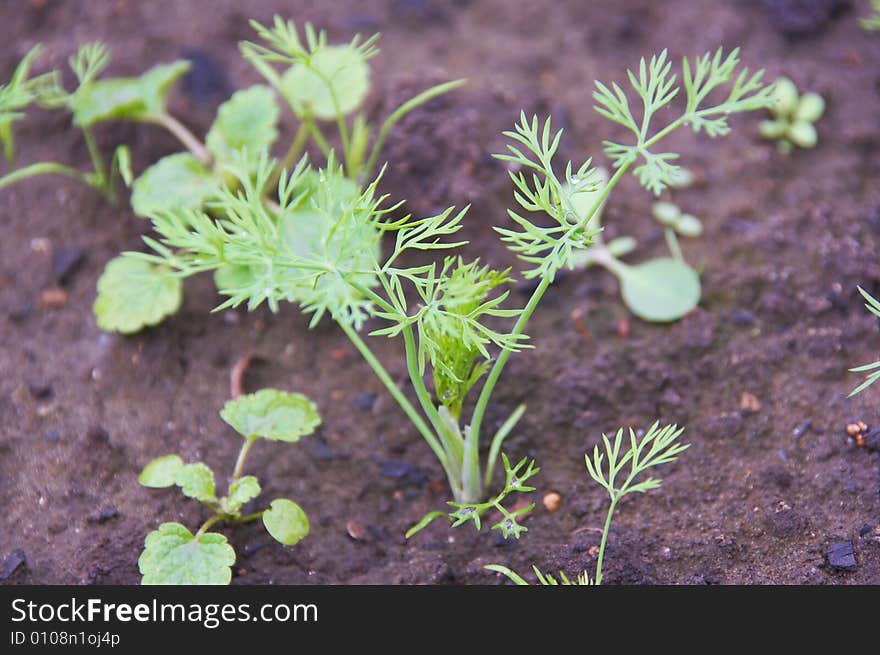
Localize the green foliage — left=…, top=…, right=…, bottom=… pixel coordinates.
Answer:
left=130, top=153, right=216, bottom=217
left=860, top=0, right=880, bottom=30
left=138, top=389, right=319, bottom=585
left=220, top=388, right=322, bottom=442
left=759, top=77, right=824, bottom=152
left=139, top=523, right=236, bottom=585
left=93, top=255, right=182, bottom=334
left=205, top=85, right=280, bottom=168
left=280, top=45, right=371, bottom=120
left=485, top=564, right=593, bottom=586
left=487, top=422, right=688, bottom=586
left=262, top=499, right=310, bottom=546
left=849, top=287, right=880, bottom=396
left=618, top=258, right=701, bottom=322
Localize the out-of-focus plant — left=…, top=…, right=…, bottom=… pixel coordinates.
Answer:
left=849, top=287, right=880, bottom=396
left=759, top=77, right=824, bottom=152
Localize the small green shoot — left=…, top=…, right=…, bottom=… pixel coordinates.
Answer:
left=486, top=422, right=688, bottom=586
left=861, top=0, right=880, bottom=30
left=848, top=287, right=880, bottom=396
left=759, top=77, right=825, bottom=152
left=138, top=389, right=319, bottom=585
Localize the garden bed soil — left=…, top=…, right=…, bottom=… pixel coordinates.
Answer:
left=1, top=0, right=879, bottom=585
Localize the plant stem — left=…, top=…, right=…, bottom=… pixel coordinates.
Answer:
left=232, top=436, right=257, bottom=481
left=196, top=514, right=223, bottom=537
left=264, top=122, right=310, bottom=194
left=664, top=227, right=683, bottom=261
left=594, top=493, right=619, bottom=585
left=339, top=322, right=457, bottom=490
left=156, top=113, right=212, bottom=165
left=0, top=162, right=89, bottom=190
left=233, top=511, right=264, bottom=524
left=81, top=127, right=106, bottom=187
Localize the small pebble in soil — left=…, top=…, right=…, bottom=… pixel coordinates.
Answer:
left=825, top=540, right=857, bottom=571
left=0, top=549, right=27, bottom=580
left=346, top=520, right=368, bottom=542
left=543, top=491, right=561, bottom=513
left=43, top=429, right=61, bottom=443
left=730, top=309, right=756, bottom=327
left=350, top=393, right=377, bottom=411
left=86, top=508, right=118, bottom=524
left=739, top=392, right=761, bottom=413
left=792, top=418, right=812, bottom=439
left=8, top=302, right=33, bottom=322
left=52, top=246, right=85, bottom=285
left=26, top=381, right=53, bottom=400
left=40, top=287, right=68, bottom=308
left=377, top=459, right=429, bottom=487
left=845, top=421, right=871, bottom=447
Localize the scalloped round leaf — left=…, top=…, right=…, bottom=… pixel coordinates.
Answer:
left=174, top=462, right=216, bottom=503
left=139, top=455, right=184, bottom=488
left=72, top=60, right=190, bottom=127
left=206, top=85, right=279, bottom=166
left=619, top=258, right=701, bottom=323
left=131, top=153, right=216, bottom=217
left=607, top=236, right=637, bottom=258
left=262, top=499, right=309, bottom=546
left=769, top=77, right=798, bottom=118
left=139, top=523, right=235, bottom=585
left=280, top=45, right=370, bottom=120
left=674, top=214, right=703, bottom=238
left=224, top=476, right=261, bottom=514
left=93, top=255, right=182, bottom=334
left=793, top=92, right=825, bottom=124
left=787, top=120, right=817, bottom=149
left=220, top=389, right=321, bottom=442
left=651, top=201, right=681, bottom=226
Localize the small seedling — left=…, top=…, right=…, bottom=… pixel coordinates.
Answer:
left=137, top=389, right=320, bottom=584
left=567, top=168, right=703, bottom=322
left=861, top=0, right=880, bottom=30
left=486, top=422, right=689, bottom=585
left=129, top=47, right=768, bottom=537
left=759, top=77, right=825, bottom=152
left=848, top=287, right=880, bottom=396
left=0, top=18, right=462, bottom=334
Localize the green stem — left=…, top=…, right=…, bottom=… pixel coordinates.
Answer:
left=339, top=322, right=456, bottom=488
left=155, top=113, right=211, bottom=165
left=594, top=493, right=619, bottom=585
left=264, top=122, right=310, bottom=194
left=196, top=514, right=223, bottom=537
left=0, top=161, right=90, bottom=190
left=81, top=127, right=106, bottom=186
left=232, top=511, right=264, bottom=524
left=664, top=227, right=683, bottom=261
left=232, top=436, right=257, bottom=480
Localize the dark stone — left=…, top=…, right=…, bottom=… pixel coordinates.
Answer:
left=731, top=310, right=756, bottom=327
left=863, top=428, right=880, bottom=452
left=826, top=540, right=857, bottom=571
left=762, top=0, right=849, bottom=36
left=350, top=393, right=377, bottom=411
left=86, top=508, right=118, bottom=524
left=44, top=429, right=61, bottom=443
left=377, top=459, right=429, bottom=487
left=8, top=302, right=33, bottom=322
left=180, top=48, right=232, bottom=105
left=859, top=525, right=872, bottom=538
left=52, top=246, right=85, bottom=285
left=0, top=549, right=27, bottom=580
left=26, top=381, right=53, bottom=400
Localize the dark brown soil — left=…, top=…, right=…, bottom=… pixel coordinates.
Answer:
left=1, top=0, right=879, bottom=585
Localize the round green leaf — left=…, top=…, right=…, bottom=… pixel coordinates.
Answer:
left=220, top=389, right=321, bottom=442
left=280, top=45, right=370, bottom=120
left=206, top=85, right=280, bottom=166
left=72, top=60, right=190, bottom=127
left=673, top=214, right=703, bottom=237
left=131, top=153, right=216, bottom=217
left=93, top=255, right=182, bottom=334
left=787, top=120, right=817, bottom=149
left=619, top=258, right=701, bottom=323
left=769, top=77, right=798, bottom=117
left=607, top=236, right=637, bottom=258
left=224, top=476, right=261, bottom=514
left=174, top=462, right=216, bottom=503
left=759, top=119, right=788, bottom=140
left=667, top=167, right=694, bottom=189
left=139, top=455, right=184, bottom=488
left=651, top=201, right=681, bottom=226
left=139, top=523, right=235, bottom=585
left=793, top=92, right=824, bottom=123
left=262, top=499, right=309, bottom=546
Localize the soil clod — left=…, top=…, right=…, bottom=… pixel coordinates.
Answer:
left=826, top=540, right=857, bottom=571
left=0, top=549, right=27, bottom=580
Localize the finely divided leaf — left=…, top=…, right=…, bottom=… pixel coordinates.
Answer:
left=206, top=85, right=280, bottom=166
left=220, top=389, right=321, bottom=442
left=130, top=153, right=216, bottom=217
left=262, top=499, right=310, bottom=546
left=139, top=523, right=235, bottom=585
left=93, top=255, right=183, bottom=334
left=72, top=60, right=190, bottom=126
left=139, top=455, right=184, bottom=488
